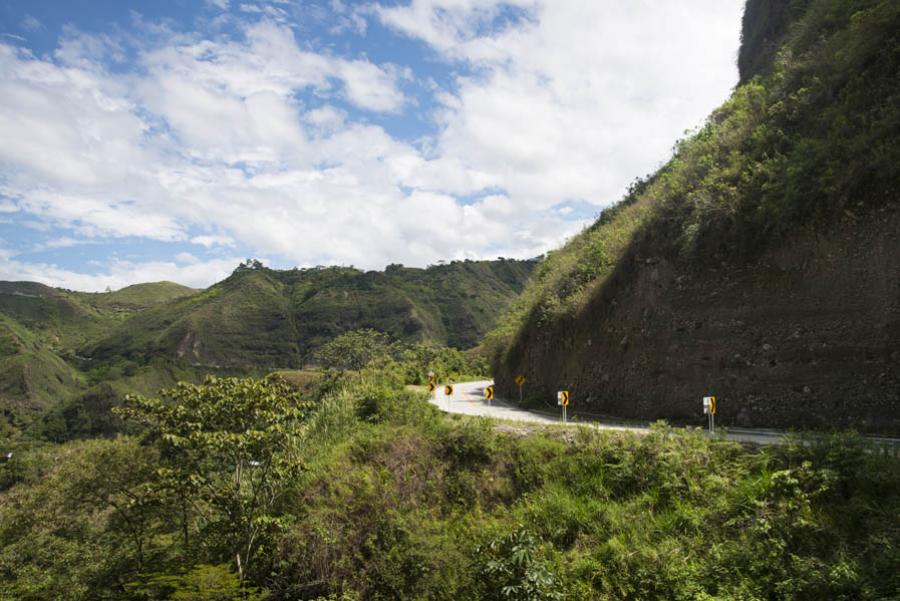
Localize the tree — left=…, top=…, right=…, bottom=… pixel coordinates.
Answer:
left=132, top=564, right=264, bottom=600
left=474, top=529, right=563, bottom=601
left=312, top=329, right=390, bottom=373
left=117, top=376, right=312, bottom=582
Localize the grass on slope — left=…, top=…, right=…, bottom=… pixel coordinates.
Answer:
left=0, top=316, right=80, bottom=428
left=74, top=282, right=197, bottom=312
left=85, top=259, right=536, bottom=370
left=486, top=0, right=900, bottom=362
left=1, top=367, right=897, bottom=600
left=0, top=281, right=204, bottom=431
left=0, top=281, right=200, bottom=353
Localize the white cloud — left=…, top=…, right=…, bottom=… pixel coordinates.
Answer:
left=191, top=235, right=236, bottom=248
left=32, top=236, right=85, bottom=252
left=381, top=0, right=744, bottom=210
left=335, top=59, right=407, bottom=114
left=175, top=251, right=200, bottom=264
left=140, top=19, right=405, bottom=121
left=376, top=0, right=538, bottom=58
left=0, top=2, right=744, bottom=290
left=239, top=3, right=289, bottom=22
left=0, top=248, right=239, bottom=291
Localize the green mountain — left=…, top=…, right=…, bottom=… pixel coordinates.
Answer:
left=489, top=0, right=900, bottom=434
left=0, top=259, right=535, bottom=433
left=86, top=259, right=536, bottom=369
left=0, top=281, right=199, bottom=433
left=0, top=281, right=197, bottom=349
left=0, top=316, right=79, bottom=428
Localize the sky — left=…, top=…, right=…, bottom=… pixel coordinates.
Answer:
left=0, top=0, right=746, bottom=291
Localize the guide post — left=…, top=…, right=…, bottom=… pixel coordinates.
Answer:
left=485, top=385, right=495, bottom=406
left=702, top=396, right=717, bottom=434
left=557, top=390, right=569, bottom=423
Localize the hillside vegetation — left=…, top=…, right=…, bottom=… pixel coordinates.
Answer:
left=489, top=0, right=900, bottom=434
left=0, top=281, right=197, bottom=433
left=1, top=363, right=897, bottom=600
left=85, top=259, right=535, bottom=369
left=0, top=259, right=533, bottom=434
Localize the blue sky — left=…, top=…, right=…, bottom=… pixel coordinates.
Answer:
left=0, top=0, right=744, bottom=290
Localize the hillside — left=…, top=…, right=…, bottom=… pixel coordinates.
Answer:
left=0, top=259, right=534, bottom=431
left=2, top=365, right=898, bottom=599
left=0, top=281, right=197, bottom=349
left=0, top=281, right=204, bottom=433
left=73, top=281, right=197, bottom=312
left=490, top=0, right=900, bottom=434
left=0, top=316, right=80, bottom=430
left=85, top=259, right=536, bottom=369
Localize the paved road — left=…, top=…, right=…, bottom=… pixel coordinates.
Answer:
left=430, top=380, right=900, bottom=449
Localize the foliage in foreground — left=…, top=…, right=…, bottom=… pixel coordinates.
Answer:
left=1, top=365, right=898, bottom=600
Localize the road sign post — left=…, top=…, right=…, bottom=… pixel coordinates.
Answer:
left=485, top=385, right=494, bottom=406
left=515, top=374, right=525, bottom=403
left=445, top=384, right=454, bottom=410
left=557, top=390, right=569, bottom=423
left=703, top=396, right=717, bottom=434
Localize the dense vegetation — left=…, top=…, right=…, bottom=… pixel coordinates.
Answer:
left=0, top=281, right=198, bottom=434
left=3, top=1, right=900, bottom=597
left=0, top=258, right=533, bottom=437
left=86, top=259, right=535, bottom=369
left=488, top=0, right=900, bottom=431
left=1, top=359, right=898, bottom=599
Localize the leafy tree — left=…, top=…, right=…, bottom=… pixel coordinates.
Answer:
left=474, top=529, right=563, bottom=601
left=0, top=438, right=166, bottom=600
left=117, top=376, right=312, bottom=582
left=312, top=329, right=390, bottom=373
left=131, top=564, right=263, bottom=601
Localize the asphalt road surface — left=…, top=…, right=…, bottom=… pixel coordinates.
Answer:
left=430, top=380, right=900, bottom=449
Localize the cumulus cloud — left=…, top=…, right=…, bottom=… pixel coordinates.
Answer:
left=380, top=0, right=744, bottom=210
left=0, top=1, right=744, bottom=291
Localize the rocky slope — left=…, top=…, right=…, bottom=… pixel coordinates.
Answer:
left=491, top=0, right=900, bottom=434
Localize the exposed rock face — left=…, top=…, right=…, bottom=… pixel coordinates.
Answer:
left=737, top=0, right=807, bottom=84
left=498, top=210, right=900, bottom=434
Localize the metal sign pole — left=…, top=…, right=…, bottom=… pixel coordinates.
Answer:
left=557, top=391, right=569, bottom=423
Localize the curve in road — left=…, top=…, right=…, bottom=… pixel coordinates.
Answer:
left=429, top=380, right=900, bottom=449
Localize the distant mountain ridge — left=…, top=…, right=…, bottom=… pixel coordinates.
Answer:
left=85, top=259, right=536, bottom=368
left=0, top=258, right=535, bottom=433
